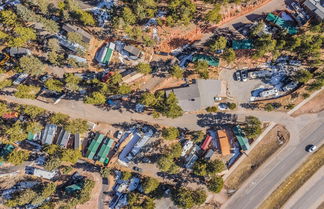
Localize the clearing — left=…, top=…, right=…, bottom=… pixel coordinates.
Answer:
left=225, top=125, right=289, bottom=191
left=291, top=90, right=324, bottom=117
left=258, top=145, right=324, bottom=209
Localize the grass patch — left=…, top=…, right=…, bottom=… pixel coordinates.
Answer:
left=225, top=125, right=289, bottom=191
left=258, top=145, right=324, bottom=209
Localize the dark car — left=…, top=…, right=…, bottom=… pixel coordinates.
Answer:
left=133, top=166, right=143, bottom=172
left=305, top=144, right=317, bottom=152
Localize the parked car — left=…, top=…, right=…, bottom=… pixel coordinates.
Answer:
left=13, top=73, right=29, bottom=85
left=132, top=166, right=143, bottom=172
left=116, top=130, right=123, bottom=139
left=305, top=144, right=317, bottom=152
left=235, top=70, right=241, bottom=81
left=241, top=71, right=248, bottom=82
left=142, top=158, right=151, bottom=163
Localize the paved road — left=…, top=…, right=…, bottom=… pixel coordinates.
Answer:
left=283, top=166, right=324, bottom=209
left=222, top=112, right=324, bottom=209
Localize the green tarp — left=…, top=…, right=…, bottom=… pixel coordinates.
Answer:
left=97, top=138, right=114, bottom=164
left=27, top=132, right=35, bottom=141
left=233, top=126, right=250, bottom=151
left=192, top=54, right=219, bottom=67
left=266, top=13, right=298, bottom=35
left=102, top=48, right=113, bottom=64
left=86, top=133, right=105, bottom=159
left=232, top=40, right=254, bottom=50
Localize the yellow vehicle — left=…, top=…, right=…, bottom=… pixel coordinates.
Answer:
left=0, top=53, right=10, bottom=65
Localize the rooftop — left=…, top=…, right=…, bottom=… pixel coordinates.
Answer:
left=166, top=79, right=226, bottom=111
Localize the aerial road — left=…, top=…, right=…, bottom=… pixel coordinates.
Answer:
left=222, top=111, right=324, bottom=209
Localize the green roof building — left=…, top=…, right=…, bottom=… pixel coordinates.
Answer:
left=266, top=13, right=298, bottom=35
left=192, top=54, right=220, bottom=67
left=97, top=138, right=114, bottom=164
left=86, top=133, right=105, bottom=160
left=232, top=40, right=254, bottom=50
left=233, top=125, right=250, bottom=151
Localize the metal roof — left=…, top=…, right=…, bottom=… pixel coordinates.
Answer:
left=217, top=130, right=231, bottom=156
left=233, top=126, right=250, bottom=151
left=62, top=24, right=92, bottom=43
left=166, top=79, right=225, bottom=112
left=86, top=133, right=105, bottom=159
left=41, top=124, right=57, bottom=145
left=97, top=138, right=114, bottom=163
left=123, top=45, right=141, bottom=57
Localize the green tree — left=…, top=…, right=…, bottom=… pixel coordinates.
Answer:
left=84, top=92, right=106, bottom=105
left=0, top=102, right=8, bottom=116
left=67, top=32, right=83, bottom=46
left=75, top=9, right=95, bottom=26
left=253, top=34, right=277, bottom=58
left=136, top=63, right=152, bottom=75
left=50, top=113, right=69, bottom=126
left=157, top=155, right=174, bottom=172
left=65, top=73, right=81, bottom=91
left=0, top=80, right=12, bottom=90
left=44, top=156, right=61, bottom=171
left=6, top=149, right=29, bottom=165
left=23, top=105, right=45, bottom=119
left=0, top=10, right=17, bottom=26
left=264, top=103, right=275, bottom=112
left=170, top=65, right=183, bottom=79
left=65, top=118, right=88, bottom=134
left=168, top=0, right=196, bottom=25
left=162, top=127, right=179, bottom=140
left=19, top=55, right=45, bottom=76
left=8, top=27, right=37, bottom=47
left=43, top=144, right=60, bottom=155
left=207, top=159, right=225, bottom=175
left=243, top=116, right=262, bottom=139
left=122, top=171, right=132, bottom=180
left=168, top=142, right=182, bottom=158
left=48, top=38, right=60, bottom=52
left=250, top=22, right=265, bottom=37
left=142, top=177, right=160, bottom=194
left=5, top=189, right=37, bottom=207
left=61, top=149, right=82, bottom=164
left=15, top=85, right=40, bottom=99
left=141, top=92, right=157, bottom=107
left=193, top=160, right=208, bottom=176
left=117, top=84, right=131, bottom=94
left=206, top=4, right=222, bottom=23
left=195, top=60, right=209, bottom=79
left=122, top=7, right=137, bottom=24
left=162, top=92, right=183, bottom=118
left=207, top=176, right=224, bottom=193
left=45, top=79, right=64, bottom=92
left=228, top=102, right=237, bottom=110
left=223, top=48, right=236, bottom=63
left=31, top=182, right=56, bottom=205
left=26, top=121, right=43, bottom=134
left=30, top=0, right=49, bottom=14
left=48, top=51, right=59, bottom=65
left=0, top=31, right=8, bottom=41
left=293, top=70, right=313, bottom=83
left=210, top=36, right=227, bottom=52
left=191, top=130, right=205, bottom=143
left=6, top=121, right=27, bottom=142
left=100, top=167, right=111, bottom=178
left=172, top=187, right=207, bottom=208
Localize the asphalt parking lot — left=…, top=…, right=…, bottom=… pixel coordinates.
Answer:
left=220, top=69, right=263, bottom=103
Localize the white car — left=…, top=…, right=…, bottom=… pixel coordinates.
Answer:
left=116, top=130, right=123, bottom=139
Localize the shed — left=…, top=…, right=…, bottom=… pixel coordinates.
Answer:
left=95, top=43, right=115, bottom=65
left=233, top=126, right=250, bottom=151
left=74, top=133, right=81, bottom=150
left=123, top=45, right=142, bottom=58
left=41, top=124, right=57, bottom=145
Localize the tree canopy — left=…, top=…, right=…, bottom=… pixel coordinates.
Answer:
left=19, top=56, right=45, bottom=76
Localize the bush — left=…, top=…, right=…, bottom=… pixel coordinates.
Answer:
left=207, top=176, right=224, bottom=193
left=142, top=177, right=160, bottom=194
left=228, top=103, right=237, bottom=110
left=264, top=103, right=275, bottom=112
left=302, top=93, right=310, bottom=98
left=206, top=106, right=218, bottom=112
left=121, top=171, right=132, bottom=180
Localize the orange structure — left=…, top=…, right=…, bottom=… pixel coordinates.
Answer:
left=217, top=130, right=231, bottom=156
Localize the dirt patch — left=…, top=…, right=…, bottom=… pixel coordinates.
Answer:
left=291, top=90, right=324, bottom=117
left=258, top=145, right=324, bottom=209
left=151, top=77, right=186, bottom=92
left=225, top=125, right=289, bottom=191
left=75, top=171, right=102, bottom=209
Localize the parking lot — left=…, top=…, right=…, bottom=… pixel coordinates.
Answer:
left=220, top=69, right=263, bottom=103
